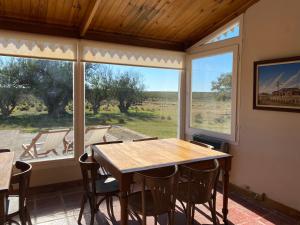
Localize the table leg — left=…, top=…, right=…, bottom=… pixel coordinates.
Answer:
left=0, top=192, right=6, bottom=225
left=222, top=159, right=230, bottom=225
left=120, top=191, right=128, bottom=225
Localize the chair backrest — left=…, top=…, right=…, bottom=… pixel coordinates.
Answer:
left=10, top=161, right=32, bottom=211
left=132, top=137, right=158, bottom=142
left=192, top=134, right=229, bottom=153
left=0, top=148, right=10, bottom=153
left=85, top=126, right=111, bottom=146
left=190, top=140, right=213, bottom=149
left=37, top=129, right=70, bottom=152
left=133, top=165, right=178, bottom=215
left=179, top=159, right=219, bottom=204
left=79, top=153, right=100, bottom=194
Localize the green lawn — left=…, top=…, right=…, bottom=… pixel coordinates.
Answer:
left=0, top=92, right=230, bottom=138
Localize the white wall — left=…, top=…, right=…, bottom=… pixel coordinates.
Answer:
left=231, top=0, right=300, bottom=211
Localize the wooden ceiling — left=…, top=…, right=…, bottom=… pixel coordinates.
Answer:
left=0, top=0, right=259, bottom=51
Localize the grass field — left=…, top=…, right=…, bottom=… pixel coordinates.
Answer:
left=0, top=91, right=231, bottom=138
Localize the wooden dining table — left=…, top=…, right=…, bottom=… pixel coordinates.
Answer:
left=92, top=138, right=232, bottom=225
left=0, top=152, right=14, bottom=225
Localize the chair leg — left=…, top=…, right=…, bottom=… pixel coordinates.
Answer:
left=89, top=196, right=96, bottom=225
left=186, top=202, right=192, bottom=225
left=209, top=200, right=217, bottom=225
left=106, top=197, right=112, bottom=219
left=78, top=195, right=87, bottom=224
left=19, top=207, right=27, bottom=225
left=109, top=196, right=115, bottom=220
left=191, top=204, right=195, bottom=225
left=26, top=207, right=33, bottom=225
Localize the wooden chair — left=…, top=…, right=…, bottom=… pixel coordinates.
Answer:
left=190, top=140, right=214, bottom=149
left=78, top=153, right=119, bottom=225
left=6, top=161, right=32, bottom=225
left=132, top=137, right=158, bottom=142
left=85, top=126, right=111, bottom=148
left=0, top=148, right=10, bottom=153
left=21, top=128, right=71, bottom=158
left=177, top=159, right=220, bottom=225
left=128, top=165, right=178, bottom=225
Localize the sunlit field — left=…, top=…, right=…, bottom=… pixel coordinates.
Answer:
left=0, top=91, right=231, bottom=138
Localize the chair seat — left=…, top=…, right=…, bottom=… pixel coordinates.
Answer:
left=128, top=190, right=171, bottom=216
left=89, top=177, right=119, bottom=195
left=6, top=195, right=20, bottom=216
left=177, top=182, right=211, bottom=204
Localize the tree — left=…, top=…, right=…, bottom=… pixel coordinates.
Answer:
left=0, top=58, right=24, bottom=117
left=211, top=73, right=232, bottom=101
left=20, top=59, right=73, bottom=117
left=85, top=64, right=113, bottom=114
left=113, top=71, right=145, bottom=113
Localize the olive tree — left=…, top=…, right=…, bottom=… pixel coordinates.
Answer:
left=211, top=73, right=232, bottom=101
left=20, top=59, right=73, bottom=117
left=85, top=64, right=113, bottom=114
left=0, top=58, right=24, bottom=117
left=112, top=71, right=145, bottom=113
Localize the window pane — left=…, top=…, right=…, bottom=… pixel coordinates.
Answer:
left=0, top=56, right=74, bottom=162
left=191, top=52, right=233, bottom=134
left=84, top=63, right=179, bottom=145
left=206, top=23, right=239, bottom=44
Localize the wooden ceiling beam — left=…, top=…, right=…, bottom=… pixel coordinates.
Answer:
left=0, top=17, right=184, bottom=51
left=80, top=0, right=101, bottom=37
left=84, top=30, right=185, bottom=51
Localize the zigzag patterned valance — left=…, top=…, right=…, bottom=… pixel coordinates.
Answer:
left=81, top=40, right=185, bottom=69
left=0, top=30, right=77, bottom=60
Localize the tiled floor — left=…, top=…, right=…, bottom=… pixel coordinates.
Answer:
left=17, top=186, right=299, bottom=225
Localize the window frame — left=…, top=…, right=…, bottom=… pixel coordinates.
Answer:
left=186, top=45, right=239, bottom=142
left=184, top=15, right=243, bottom=143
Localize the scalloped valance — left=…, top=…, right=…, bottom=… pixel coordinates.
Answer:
left=80, top=40, right=185, bottom=69
left=0, top=30, right=77, bottom=60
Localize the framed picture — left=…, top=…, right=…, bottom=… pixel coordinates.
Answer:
left=253, top=56, right=300, bottom=112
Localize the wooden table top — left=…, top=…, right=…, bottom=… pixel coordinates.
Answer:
left=93, top=138, right=231, bottom=173
left=0, top=152, right=14, bottom=192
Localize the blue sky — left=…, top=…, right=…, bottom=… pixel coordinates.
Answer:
left=258, top=62, right=300, bottom=94
left=103, top=64, right=180, bottom=92
left=192, top=52, right=233, bottom=92
left=102, top=52, right=233, bottom=93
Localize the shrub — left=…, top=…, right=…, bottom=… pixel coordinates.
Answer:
left=161, top=116, right=165, bottom=120
left=167, top=116, right=172, bottom=120
left=36, top=104, right=43, bottom=112
left=118, top=118, right=125, bottom=124
left=195, top=113, right=203, bottom=124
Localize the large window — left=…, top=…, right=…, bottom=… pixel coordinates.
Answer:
left=188, top=45, right=238, bottom=140
left=0, top=56, right=74, bottom=162
left=84, top=63, right=180, bottom=144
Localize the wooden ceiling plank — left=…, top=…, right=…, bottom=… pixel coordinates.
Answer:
left=186, top=0, right=260, bottom=48
left=136, top=0, right=191, bottom=37
left=80, top=0, right=101, bottom=37
left=89, top=0, right=110, bottom=29
left=156, top=0, right=212, bottom=41
left=46, top=0, right=57, bottom=23
left=163, top=0, right=217, bottom=41
left=98, top=0, right=127, bottom=31
left=94, top=0, right=120, bottom=30
left=123, top=0, right=163, bottom=34
left=174, top=0, right=240, bottom=40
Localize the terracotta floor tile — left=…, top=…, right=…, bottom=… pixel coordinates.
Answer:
left=26, top=187, right=299, bottom=225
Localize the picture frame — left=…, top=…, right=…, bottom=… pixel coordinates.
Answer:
left=253, top=56, right=300, bottom=112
